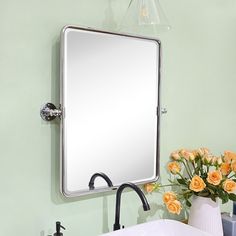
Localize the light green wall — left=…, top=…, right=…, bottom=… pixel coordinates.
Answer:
left=1, top=0, right=236, bottom=235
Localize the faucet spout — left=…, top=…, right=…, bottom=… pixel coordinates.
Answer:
left=113, top=182, right=150, bottom=231
left=88, top=172, right=113, bottom=190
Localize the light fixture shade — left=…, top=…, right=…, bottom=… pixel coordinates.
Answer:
left=119, top=0, right=171, bottom=36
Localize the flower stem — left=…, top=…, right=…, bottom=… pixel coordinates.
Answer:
left=179, top=190, right=192, bottom=195
left=191, top=161, right=197, bottom=175
left=181, top=161, right=192, bottom=178
left=158, top=183, right=180, bottom=187
left=176, top=172, right=190, bottom=186
left=186, top=161, right=193, bottom=177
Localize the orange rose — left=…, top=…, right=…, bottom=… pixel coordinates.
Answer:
left=220, top=163, right=231, bottom=175
left=167, top=161, right=181, bottom=174
left=231, top=161, right=236, bottom=172
left=217, top=157, right=223, bottom=165
left=207, top=170, right=222, bottom=185
left=170, top=151, right=181, bottom=161
left=189, top=152, right=196, bottom=161
left=192, top=149, right=199, bottom=157
left=144, top=183, right=155, bottom=193
left=144, top=183, right=156, bottom=193
left=163, top=191, right=177, bottom=204
left=203, top=155, right=212, bottom=164
left=211, top=156, right=223, bottom=165
left=197, top=148, right=210, bottom=156
left=179, top=149, right=194, bottom=161
left=223, top=179, right=236, bottom=193
left=189, top=176, right=206, bottom=192
left=166, top=200, right=182, bottom=215
left=224, top=151, right=236, bottom=163
left=211, top=157, right=218, bottom=165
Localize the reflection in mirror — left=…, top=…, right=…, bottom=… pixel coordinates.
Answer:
left=88, top=172, right=113, bottom=190
left=60, top=26, right=161, bottom=197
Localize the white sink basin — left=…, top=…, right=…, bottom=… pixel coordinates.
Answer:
left=100, top=219, right=212, bottom=236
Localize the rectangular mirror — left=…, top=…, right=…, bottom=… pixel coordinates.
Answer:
left=60, top=26, right=161, bottom=197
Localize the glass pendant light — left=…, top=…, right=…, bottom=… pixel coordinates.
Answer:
left=119, top=0, right=171, bottom=36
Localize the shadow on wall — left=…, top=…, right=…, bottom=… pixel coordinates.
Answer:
left=137, top=202, right=161, bottom=224
left=137, top=200, right=187, bottom=223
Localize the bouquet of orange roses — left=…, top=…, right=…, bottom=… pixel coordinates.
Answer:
left=144, top=148, right=236, bottom=215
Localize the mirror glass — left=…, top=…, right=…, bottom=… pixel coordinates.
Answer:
left=60, top=26, right=161, bottom=197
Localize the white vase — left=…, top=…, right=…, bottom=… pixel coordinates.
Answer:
left=188, top=196, right=223, bottom=236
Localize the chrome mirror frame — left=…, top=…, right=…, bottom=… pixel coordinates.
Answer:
left=41, top=25, right=163, bottom=197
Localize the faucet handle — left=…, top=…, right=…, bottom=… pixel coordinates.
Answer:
left=122, top=225, right=125, bottom=229
left=54, top=221, right=66, bottom=236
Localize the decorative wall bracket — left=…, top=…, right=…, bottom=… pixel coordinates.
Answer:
left=40, top=103, right=62, bottom=121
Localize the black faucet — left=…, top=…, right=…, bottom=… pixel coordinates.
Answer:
left=53, top=221, right=65, bottom=236
left=113, top=182, right=150, bottom=231
left=88, top=172, right=113, bottom=190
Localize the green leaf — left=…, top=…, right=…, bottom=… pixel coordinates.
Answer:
left=209, top=189, right=215, bottom=195
left=186, top=199, right=192, bottom=207
left=229, top=193, right=236, bottom=201
left=185, top=192, right=193, bottom=199
left=201, top=173, right=207, bottom=179
left=177, top=178, right=187, bottom=185
left=222, top=198, right=229, bottom=204
left=207, top=184, right=217, bottom=191
left=198, top=191, right=210, bottom=197
left=221, top=194, right=229, bottom=204
left=210, top=194, right=216, bottom=202
left=168, top=179, right=176, bottom=184
left=217, top=188, right=229, bottom=204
